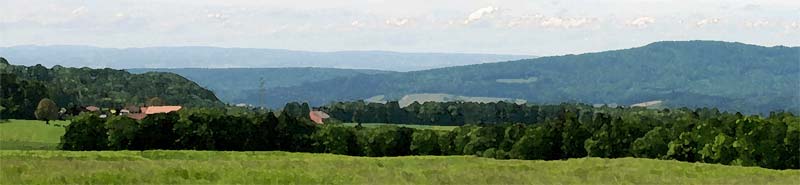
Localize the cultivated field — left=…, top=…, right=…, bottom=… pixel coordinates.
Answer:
left=0, top=120, right=68, bottom=150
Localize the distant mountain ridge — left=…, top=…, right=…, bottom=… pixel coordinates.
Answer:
left=246, top=41, right=799, bottom=114
left=0, top=45, right=534, bottom=72
left=127, top=68, right=394, bottom=103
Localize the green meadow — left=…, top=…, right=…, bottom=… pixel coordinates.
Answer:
left=1, top=119, right=798, bottom=184
left=0, top=120, right=69, bottom=150
left=2, top=150, right=799, bottom=184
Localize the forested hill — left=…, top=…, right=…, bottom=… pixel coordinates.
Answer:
left=0, top=58, right=222, bottom=119
left=127, top=68, right=393, bottom=103
left=255, top=41, right=800, bottom=114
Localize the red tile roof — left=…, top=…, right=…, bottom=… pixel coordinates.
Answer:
left=86, top=106, right=100, bottom=112
left=309, top=111, right=330, bottom=124
left=142, top=106, right=182, bottom=115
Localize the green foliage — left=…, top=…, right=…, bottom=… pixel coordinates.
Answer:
left=0, top=73, right=48, bottom=119
left=631, top=127, right=670, bottom=158
left=463, top=125, right=505, bottom=155
left=358, top=126, right=414, bottom=157
left=263, top=41, right=800, bottom=114
left=450, top=125, right=478, bottom=155
left=135, top=113, right=180, bottom=150
left=666, top=132, right=700, bottom=162
left=60, top=113, right=108, bottom=150
left=105, top=116, right=139, bottom=150
left=56, top=101, right=800, bottom=170
left=1, top=61, right=223, bottom=115
left=146, top=97, right=166, bottom=106
left=410, top=129, right=440, bottom=155
left=34, top=98, right=59, bottom=124
left=499, top=124, right=525, bottom=152
left=312, top=125, right=358, bottom=155
left=698, top=133, right=737, bottom=165
left=561, top=110, right=591, bottom=158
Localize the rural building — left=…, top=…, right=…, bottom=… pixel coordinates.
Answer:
left=142, top=106, right=182, bottom=114
left=126, top=106, right=183, bottom=120
left=309, top=111, right=330, bottom=124
left=85, top=106, right=100, bottom=112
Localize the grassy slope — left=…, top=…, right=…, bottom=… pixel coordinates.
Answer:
left=2, top=150, right=798, bottom=184
left=0, top=120, right=69, bottom=150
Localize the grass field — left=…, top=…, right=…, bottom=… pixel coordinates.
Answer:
left=2, top=150, right=798, bottom=184
left=1, top=119, right=798, bottom=184
left=342, top=123, right=457, bottom=131
left=0, top=120, right=69, bottom=150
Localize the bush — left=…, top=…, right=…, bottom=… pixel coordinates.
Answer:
left=133, top=112, right=180, bottom=150
left=105, top=115, right=139, bottom=150
left=631, top=127, right=670, bottom=159
left=463, top=125, right=505, bottom=155
left=411, top=129, right=440, bottom=155
left=510, top=126, right=553, bottom=160
left=61, top=113, right=108, bottom=150
left=312, top=125, right=358, bottom=155
left=359, top=126, right=414, bottom=157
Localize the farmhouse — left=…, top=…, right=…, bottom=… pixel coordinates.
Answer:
left=85, top=106, right=100, bottom=112
left=126, top=106, right=183, bottom=120
left=309, top=111, right=330, bottom=124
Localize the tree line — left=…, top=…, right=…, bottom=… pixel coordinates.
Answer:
left=61, top=102, right=799, bottom=170
left=322, top=101, right=617, bottom=125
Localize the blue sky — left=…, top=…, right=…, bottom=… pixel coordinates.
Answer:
left=1, top=0, right=797, bottom=55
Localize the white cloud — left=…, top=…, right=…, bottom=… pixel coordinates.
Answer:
left=506, top=15, right=595, bottom=29
left=385, top=18, right=410, bottom=26
left=539, top=17, right=594, bottom=28
left=464, top=6, right=498, bottom=24
left=71, top=6, right=88, bottom=16
left=506, top=15, right=543, bottom=27
left=695, top=18, right=720, bottom=27
left=626, top=16, right=655, bottom=28
left=207, top=13, right=227, bottom=20
left=786, top=22, right=800, bottom=32
left=744, top=20, right=769, bottom=28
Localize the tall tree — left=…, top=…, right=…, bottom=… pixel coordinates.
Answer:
left=34, top=98, right=59, bottom=124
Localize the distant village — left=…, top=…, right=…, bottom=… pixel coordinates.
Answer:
left=70, top=104, right=332, bottom=124
left=69, top=105, right=183, bottom=120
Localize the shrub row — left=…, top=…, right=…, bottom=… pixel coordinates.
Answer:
left=61, top=102, right=800, bottom=170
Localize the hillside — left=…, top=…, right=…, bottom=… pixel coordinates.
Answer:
left=127, top=68, right=393, bottom=103
left=0, top=58, right=222, bottom=119
left=253, top=41, right=799, bottom=114
left=0, top=45, right=533, bottom=72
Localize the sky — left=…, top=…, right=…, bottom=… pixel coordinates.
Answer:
left=0, top=0, right=798, bottom=56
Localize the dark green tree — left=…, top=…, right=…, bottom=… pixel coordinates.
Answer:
left=60, top=113, right=108, bottom=150
left=411, top=129, right=441, bottom=155
left=35, top=98, right=59, bottom=124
